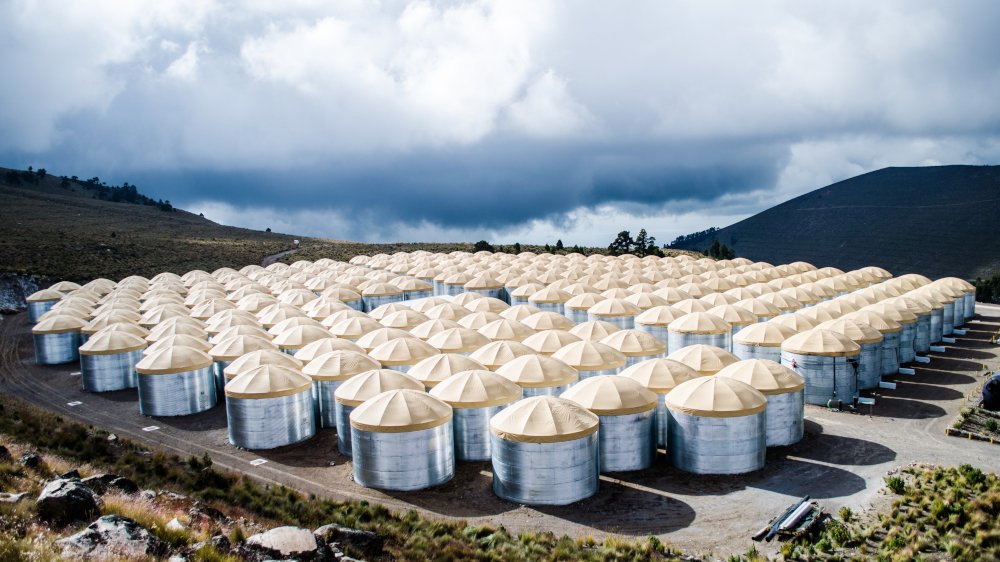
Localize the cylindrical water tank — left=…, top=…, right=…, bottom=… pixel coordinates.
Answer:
left=817, top=318, right=883, bottom=390
left=303, top=350, right=380, bottom=428
left=781, top=329, right=861, bottom=406
left=664, top=376, right=768, bottom=474
left=884, top=295, right=933, bottom=357
left=429, top=370, right=521, bottom=461
left=706, top=305, right=757, bottom=350
left=667, top=312, right=731, bottom=354
left=599, top=329, right=667, bottom=367
left=620, top=358, right=700, bottom=450
left=351, top=389, right=454, bottom=491
left=521, top=311, right=575, bottom=332
left=732, top=321, right=797, bottom=362
left=407, top=353, right=486, bottom=390
left=26, top=289, right=63, bottom=323
left=478, top=318, right=535, bottom=343
left=932, top=282, right=967, bottom=330
left=634, top=305, right=684, bottom=349
left=333, top=369, right=423, bottom=456
left=135, top=346, right=217, bottom=416
left=551, top=340, right=627, bottom=378
left=528, top=286, right=572, bottom=315
left=865, top=303, right=918, bottom=365
left=368, top=337, right=440, bottom=373
left=361, top=283, right=404, bottom=312
left=78, top=330, right=146, bottom=392
left=32, top=314, right=85, bottom=365
left=225, top=365, right=316, bottom=450
left=735, top=298, right=781, bottom=323
left=509, top=283, right=545, bottom=306
left=273, top=325, right=335, bottom=355
left=223, top=349, right=303, bottom=382
left=587, top=299, right=641, bottom=329
left=846, top=310, right=901, bottom=377
left=208, top=335, right=278, bottom=394
left=717, top=359, right=805, bottom=446
left=564, top=293, right=607, bottom=324
left=464, top=273, right=504, bottom=300
left=667, top=344, right=739, bottom=376
left=489, top=396, right=600, bottom=505
left=495, top=354, right=580, bottom=397
left=922, top=286, right=958, bottom=337
left=561, top=376, right=657, bottom=472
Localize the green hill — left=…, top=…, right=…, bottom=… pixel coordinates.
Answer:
left=672, top=165, right=1000, bottom=280
left=0, top=166, right=303, bottom=281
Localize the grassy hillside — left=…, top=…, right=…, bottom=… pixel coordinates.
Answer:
left=0, top=167, right=314, bottom=281
left=673, top=165, right=1000, bottom=280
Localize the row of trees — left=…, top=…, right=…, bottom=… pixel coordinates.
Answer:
left=973, top=274, right=1000, bottom=304
left=706, top=239, right=736, bottom=259
left=669, top=226, right=719, bottom=247
left=473, top=240, right=589, bottom=255
left=2, top=165, right=175, bottom=212
left=607, top=229, right=664, bottom=257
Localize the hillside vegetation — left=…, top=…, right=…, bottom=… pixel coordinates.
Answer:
left=672, top=165, right=1000, bottom=280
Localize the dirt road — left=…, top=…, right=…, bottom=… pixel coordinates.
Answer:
left=3, top=311, right=999, bottom=556
left=260, top=249, right=298, bottom=267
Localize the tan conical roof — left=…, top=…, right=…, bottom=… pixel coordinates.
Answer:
left=716, top=359, right=805, bottom=395
left=668, top=312, right=731, bottom=335
left=350, top=389, right=452, bottom=433
left=361, top=282, right=402, bottom=297
left=781, top=328, right=861, bottom=357
left=490, top=395, right=599, bottom=443
left=292, top=337, right=364, bottom=362
left=935, top=277, right=975, bottom=292
left=32, top=314, right=86, bottom=334
left=429, top=369, right=521, bottom=408
left=494, top=354, right=579, bottom=388
left=733, top=321, right=797, bottom=347
left=844, top=310, right=901, bottom=334
left=135, top=345, right=213, bottom=375
left=634, top=305, right=685, bottom=327
left=564, top=292, right=607, bottom=311
left=334, top=369, right=424, bottom=406
left=209, top=335, right=278, bottom=361
left=666, top=344, right=739, bottom=376
left=560, top=375, right=656, bottom=415
left=620, top=358, right=701, bottom=393
left=568, top=320, right=622, bottom=341
left=477, top=318, right=535, bottom=342
left=587, top=298, right=641, bottom=317
left=78, top=330, right=147, bottom=355
left=225, top=365, right=312, bottom=399
left=426, top=327, right=491, bottom=354
left=599, top=329, right=666, bottom=357
left=551, top=340, right=626, bottom=372
left=817, top=318, right=884, bottom=344
left=407, top=353, right=486, bottom=387
left=521, top=329, right=582, bottom=355
left=368, top=337, right=440, bottom=366
left=224, top=349, right=303, bottom=378
left=92, top=322, right=150, bottom=340
left=863, top=303, right=918, bottom=324
left=272, top=325, right=334, bottom=349
left=521, top=311, right=575, bottom=331
left=27, top=288, right=63, bottom=303
left=468, top=340, right=536, bottom=370
left=664, top=376, right=767, bottom=418
left=528, top=285, right=571, bottom=304
left=303, top=350, right=380, bottom=381
left=499, top=304, right=543, bottom=322
left=770, top=313, right=818, bottom=333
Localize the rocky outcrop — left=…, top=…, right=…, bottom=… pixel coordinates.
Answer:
left=18, top=450, right=42, bottom=469
left=315, top=523, right=383, bottom=558
left=81, top=473, right=140, bottom=495
left=56, top=515, right=167, bottom=559
left=36, top=477, right=101, bottom=524
left=243, top=526, right=324, bottom=561
left=0, top=273, right=44, bottom=313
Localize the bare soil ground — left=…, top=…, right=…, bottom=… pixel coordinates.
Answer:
left=3, top=311, right=1000, bottom=557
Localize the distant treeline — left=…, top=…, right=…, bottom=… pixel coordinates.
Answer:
left=973, top=274, right=1000, bottom=304
left=2, top=166, right=175, bottom=212
left=669, top=226, right=719, bottom=247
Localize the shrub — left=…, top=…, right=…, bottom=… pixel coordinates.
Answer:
left=838, top=506, right=853, bottom=522
left=986, top=418, right=998, bottom=433
left=885, top=476, right=906, bottom=495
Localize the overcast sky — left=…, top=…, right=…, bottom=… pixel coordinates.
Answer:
left=2, top=1, right=999, bottom=246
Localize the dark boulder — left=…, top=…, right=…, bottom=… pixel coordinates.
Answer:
left=0, top=445, right=11, bottom=461
left=314, top=523, right=383, bottom=558
left=36, top=477, right=101, bottom=524
left=81, top=473, right=140, bottom=495
left=56, top=515, right=167, bottom=559
left=18, top=451, right=42, bottom=469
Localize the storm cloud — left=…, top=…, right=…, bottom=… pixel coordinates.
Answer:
left=1, top=0, right=999, bottom=245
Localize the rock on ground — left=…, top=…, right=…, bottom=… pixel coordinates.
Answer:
left=314, top=523, right=383, bottom=558
left=57, top=515, right=167, bottom=560
left=36, top=477, right=101, bottom=524
left=81, top=473, right=140, bottom=495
